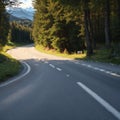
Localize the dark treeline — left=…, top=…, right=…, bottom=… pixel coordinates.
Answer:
left=0, top=0, right=120, bottom=57
left=8, top=21, right=33, bottom=43
left=0, top=0, right=9, bottom=49
left=0, top=0, right=32, bottom=50
left=32, top=0, right=120, bottom=56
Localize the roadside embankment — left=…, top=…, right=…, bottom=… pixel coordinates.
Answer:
left=0, top=44, right=21, bottom=82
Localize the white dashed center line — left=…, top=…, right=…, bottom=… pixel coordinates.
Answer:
left=74, top=61, right=120, bottom=78
left=49, top=64, right=55, bottom=68
left=66, top=74, right=70, bottom=77
left=56, top=67, right=62, bottom=71
left=34, top=63, right=39, bottom=66
left=44, top=61, right=48, bottom=64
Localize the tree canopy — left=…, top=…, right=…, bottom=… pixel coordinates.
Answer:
left=32, top=0, right=120, bottom=56
left=0, top=0, right=9, bottom=49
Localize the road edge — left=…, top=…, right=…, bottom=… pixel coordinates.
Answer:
left=0, top=61, right=31, bottom=88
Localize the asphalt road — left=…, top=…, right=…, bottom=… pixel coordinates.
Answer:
left=0, top=45, right=120, bottom=120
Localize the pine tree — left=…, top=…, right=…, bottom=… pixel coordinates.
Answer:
left=33, top=0, right=84, bottom=53
left=0, top=0, right=9, bottom=49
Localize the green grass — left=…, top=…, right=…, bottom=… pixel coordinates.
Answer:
left=0, top=41, right=33, bottom=82
left=81, top=47, right=120, bottom=64
left=0, top=52, right=21, bottom=82
left=2, top=41, right=29, bottom=52
left=0, top=42, right=23, bottom=82
left=36, top=45, right=86, bottom=59
left=36, top=45, right=120, bottom=65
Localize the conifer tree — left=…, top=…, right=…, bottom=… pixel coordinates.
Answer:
left=0, top=0, right=9, bottom=49
left=33, top=0, right=83, bottom=53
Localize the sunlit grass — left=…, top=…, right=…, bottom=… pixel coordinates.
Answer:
left=36, top=45, right=86, bottom=59
left=2, top=41, right=29, bottom=52
left=36, top=45, right=120, bottom=64
left=0, top=52, right=21, bottom=82
left=0, top=42, right=23, bottom=82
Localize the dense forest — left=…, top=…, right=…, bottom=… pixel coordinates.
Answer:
left=0, top=0, right=32, bottom=51
left=0, top=0, right=120, bottom=58
left=8, top=21, right=33, bottom=43
left=0, top=0, right=9, bottom=49
left=32, top=0, right=120, bottom=57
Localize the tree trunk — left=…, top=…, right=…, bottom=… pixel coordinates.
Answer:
left=90, top=13, right=96, bottom=49
left=84, top=0, right=93, bottom=56
left=117, top=0, right=120, bottom=20
left=104, top=0, right=111, bottom=48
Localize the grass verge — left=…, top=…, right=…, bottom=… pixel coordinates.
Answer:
left=0, top=52, right=21, bottom=82
left=36, top=45, right=120, bottom=65
left=36, top=45, right=86, bottom=59
left=0, top=42, right=22, bottom=82
left=83, top=48, right=120, bottom=64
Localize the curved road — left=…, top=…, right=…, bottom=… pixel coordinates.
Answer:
left=0, top=44, right=120, bottom=120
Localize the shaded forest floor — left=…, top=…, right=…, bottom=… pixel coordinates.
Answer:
left=81, top=48, right=120, bottom=64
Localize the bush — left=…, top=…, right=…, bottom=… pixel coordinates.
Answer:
left=0, top=53, right=7, bottom=62
left=110, top=43, right=120, bottom=58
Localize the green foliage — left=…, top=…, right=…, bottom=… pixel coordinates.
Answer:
left=54, top=0, right=81, bottom=6
left=33, top=0, right=84, bottom=53
left=0, top=53, right=7, bottom=62
left=110, top=43, right=120, bottom=58
left=83, top=46, right=120, bottom=64
left=33, top=0, right=120, bottom=58
left=0, top=53, right=21, bottom=82
left=9, top=22, right=33, bottom=43
left=0, top=0, right=9, bottom=47
left=36, top=44, right=86, bottom=59
left=51, top=21, right=83, bottom=53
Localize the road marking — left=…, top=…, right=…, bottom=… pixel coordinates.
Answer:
left=0, top=62, right=31, bottom=88
left=44, top=61, right=48, bottom=64
left=104, top=70, right=120, bottom=77
left=87, top=65, right=92, bottom=68
left=110, top=73, right=120, bottom=77
left=81, top=63, right=86, bottom=66
left=73, top=61, right=120, bottom=78
left=93, top=67, right=100, bottom=70
left=49, top=64, right=55, bottom=68
left=74, top=62, right=79, bottom=64
left=77, top=82, right=120, bottom=120
left=56, top=67, right=62, bottom=71
left=66, top=74, right=70, bottom=77
left=99, top=69, right=105, bottom=72
left=49, top=64, right=62, bottom=71
left=34, top=63, right=39, bottom=66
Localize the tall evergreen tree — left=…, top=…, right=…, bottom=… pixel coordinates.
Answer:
left=33, top=0, right=83, bottom=53
left=10, top=21, right=33, bottom=43
left=54, top=0, right=93, bottom=56
left=104, top=0, right=111, bottom=47
left=33, top=0, right=120, bottom=56
left=0, top=0, right=9, bottom=49
left=83, top=0, right=93, bottom=56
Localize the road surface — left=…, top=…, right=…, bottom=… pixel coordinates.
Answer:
left=0, top=44, right=120, bottom=120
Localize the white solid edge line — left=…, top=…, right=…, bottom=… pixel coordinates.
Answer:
left=73, top=60, right=120, bottom=78
left=77, top=82, right=120, bottom=120
left=0, top=62, right=31, bottom=88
